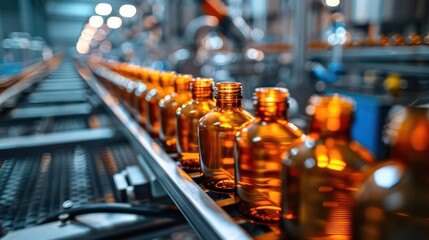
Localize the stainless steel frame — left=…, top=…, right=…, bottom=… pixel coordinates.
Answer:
left=75, top=62, right=251, bottom=240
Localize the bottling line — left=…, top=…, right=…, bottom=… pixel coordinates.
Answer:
left=0, top=0, right=428, bottom=239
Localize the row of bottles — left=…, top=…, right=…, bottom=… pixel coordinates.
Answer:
left=309, top=33, right=429, bottom=49
left=89, top=60, right=304, bottom=221
left=89, top=59, right=429, bottom=239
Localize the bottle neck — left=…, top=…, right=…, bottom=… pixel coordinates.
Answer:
left=214, top=82, right=243, bottom=110
left=191, top=78, right=214, bottom=102
left=255, top=101, right=288, bottom=121
left=193, top=91, right=213, bottom=101
left=176, top=88, right=190, bottom=94
left=151, top=80, right=160, bottom=87
left=318, top=129, right=351, bottom=141
left=163, top=86, right=175, bottom=95
left=216, top=97, right=242, bottom=109
left=309, top=115, right=352, bottom=140
left=174, top=74, right=192, bottom=94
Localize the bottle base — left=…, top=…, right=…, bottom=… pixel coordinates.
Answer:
left=161, top=139, right=177, bottom=153
left=138, top=117, right=146, bottom=128
left=146, top=126, right=159, bottom=138
left=201, top=175, right=235, bottom=193
left=179, top=153, right=201, bottom=172
left=238, top=201, right=281, bottom=223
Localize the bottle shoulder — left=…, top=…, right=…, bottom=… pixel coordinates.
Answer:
left=239, top=119, right=304, bottom=139
left=176, top=100, right=215, bottom=116
left=174, top=94, right=192, bottom=106
left=287, top=137, right=375, bottom=171
left=199, top=108, right=254, bottom=128
left=145, top=88, right=160, bottom=101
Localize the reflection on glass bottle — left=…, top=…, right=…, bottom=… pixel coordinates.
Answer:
left=282, top=94, right=374, bottom=239
left=389, top=34, right=405, bottom=46
left=134, top=68, right=150, bottom=127
left=405, top=33, right=422, bottom=45
left=159, top=74, right=192, bottom=152
left=423, top=33, right=429, bottom=45
left=176, top=78, right=215, bottom=171
left=124, top=78, right=137, bottom=110
left=235, top=87, right=305, bottom=223
left=353, top=101, right=429, bottom=240
left=199, top=82, right=254, bottom=192
left=146, top=71, right=176, bottom=137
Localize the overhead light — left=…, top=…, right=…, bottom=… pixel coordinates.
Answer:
left=324, top=0, right=340, bottom=7
left=95, top=3, right=112, bottom=16
left=119, top=4, right=137, bottom=18
left=107, top=16, right=122, bottom=29
left=80, top=34, right=92, bottom=42
left=89, top=16, right=104, bottom=28
left=82, top=28, right=95, bottom=37
left=76, top=42, right=90, bottom=54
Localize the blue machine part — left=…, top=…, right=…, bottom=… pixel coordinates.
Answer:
left=0, top=62, right=23, bottom=77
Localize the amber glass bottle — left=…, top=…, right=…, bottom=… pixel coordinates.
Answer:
left=235, top=87, right=304, bottom=223
left=353, top=101, right=429, bottom=240
left=134, top=68, right=150, bottom=127
left=199, top=82, right=254, bottom=192
left=143, top=70, right=162, bottom=130
left=159, top=74, right=192, bottom=152
left=405, top=33, right=422, bottom=45
left=145, top=71, right=176, bottom=137
left=281, top=94, right=374, bottom=239
left=176, top=78, right=215, bottom=171
left=424, top=33, right=429, bottom=45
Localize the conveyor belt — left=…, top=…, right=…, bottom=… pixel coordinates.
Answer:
left=0, top=142, right=137, bottom=231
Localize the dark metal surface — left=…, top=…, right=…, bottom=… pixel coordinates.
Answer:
left=0, top=128, right=117, bottom=150
left=8, top=103, right=93, bottom=119
left=0, top=142, right=139, bottom=232
left=0, top=61, right=140, bottom=234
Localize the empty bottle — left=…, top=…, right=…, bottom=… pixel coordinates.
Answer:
left=146, top=71, right=176, bottom=137
left=199, top=82, right=254, bottom=192
left=235, top=87, right=305, bottom=223
left=176, top=78, right=215, bottom=171
left=159, top=74, right=192, bottom=152
left=134, top=68, right=150, bottom=127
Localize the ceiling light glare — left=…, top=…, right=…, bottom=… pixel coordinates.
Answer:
left=76, top=42, right=89, bottom=54
left=107, top=16, right=122, bottom=29
left=82, top=28, right=95, bottom=37
left=89, top=16, right=104, bottom=28
left=119, top=4, right=137, bottom=18
left=95, top=3, right=112, bottom=16
left=324, top=0, right=340, bottom=7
